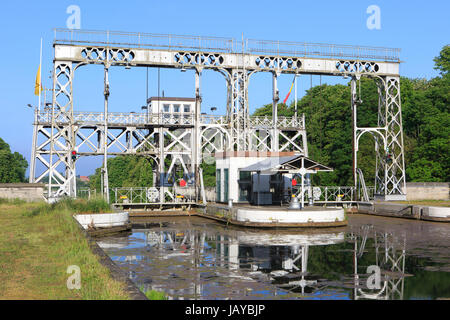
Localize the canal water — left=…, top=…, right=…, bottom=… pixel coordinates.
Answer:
left=97, top=214, right=450, bottom=300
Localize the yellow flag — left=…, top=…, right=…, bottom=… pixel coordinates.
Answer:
left=34, top=64, right=43, bottom=96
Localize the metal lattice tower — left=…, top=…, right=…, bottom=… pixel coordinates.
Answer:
left=29, top=29, right=406, bottom=202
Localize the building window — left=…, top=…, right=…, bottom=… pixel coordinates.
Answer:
left=173, top=104, right=180, bottom=113
left=238, top=171, right=251, bottom=202
left=184, top=105, right=191, bottom=113
left=163, top=104, right=170, bottom=113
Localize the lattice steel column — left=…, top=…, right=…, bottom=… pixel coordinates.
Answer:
left=375, top=78, right=387, bottom=195
left=353, top=76, right=405, bottom=201
left=230, top=69, right=249, bottom=150
left=384, top=77, right=406, bottom=199
left=47, top=60, right=76, bottom=199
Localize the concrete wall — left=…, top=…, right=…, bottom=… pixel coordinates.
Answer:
left=0, top=183, right=46, bottom=202
left=405, top=182, right=449, bottom=201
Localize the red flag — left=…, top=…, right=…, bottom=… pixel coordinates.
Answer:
left=283, top=76, right=296, bottom=104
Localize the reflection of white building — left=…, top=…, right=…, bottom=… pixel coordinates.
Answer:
left=229, top=231, right=346, bottom=295
left=100, top=228, right=356, bottom=299
left=147, top=97, right=195, bottom=115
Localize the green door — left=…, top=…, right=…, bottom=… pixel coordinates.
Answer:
left=216, top=169, right=221, bottom=202
left=224, top=169, right=229, bottom=202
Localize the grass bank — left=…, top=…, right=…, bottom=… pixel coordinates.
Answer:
left=0, top=198, right=165, bottom=300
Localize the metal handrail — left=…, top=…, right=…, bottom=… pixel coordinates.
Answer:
left=37, top=110, right=303, bottom=127
left=246, top=39, right=400, bottom=62
left=293, top=185, right=375, bottom=202
left=54, top=28, right=235, bottom=53
left=54, top=28, right=400, bottom=62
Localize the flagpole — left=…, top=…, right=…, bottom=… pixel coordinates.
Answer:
left=38, top=37, right=42, bottom=113
left=294, top=75, right=297, bottom=121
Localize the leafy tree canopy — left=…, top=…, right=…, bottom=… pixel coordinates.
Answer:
left=433, top=44, right=450, bottom=75
left=0, top=138, right=28, bottom=183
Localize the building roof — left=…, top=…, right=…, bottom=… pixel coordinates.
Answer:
left=240, top=155, right=333, bottom=174
left=147, top=97, right=196, bottom=103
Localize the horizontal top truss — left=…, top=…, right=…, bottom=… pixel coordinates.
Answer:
left=54, top=28, right=400, bottom=63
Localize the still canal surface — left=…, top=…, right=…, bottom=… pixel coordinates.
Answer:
left=98, top=214, right=450, bottom=300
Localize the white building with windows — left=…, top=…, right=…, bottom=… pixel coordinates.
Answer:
left=215, top=151, right=333, bottom=206
left=147, top=97, right=195, bottom=116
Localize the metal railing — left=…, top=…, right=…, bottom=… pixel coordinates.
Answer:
left=293, top=186, right=375, bottom=203
left=37, top=110, right=303, bottom=128
left=77, top=188, right=96, bottom=200
left=249, top=115, right=305, bottom=128
left=111, top=186, right=197, bottom=204
left=54, top=28, right=235, bottom=53
left=246, top=39, right=400, bottom=62
left=37, top=111, right=195, bottom=126
left=200, top=114, right=228, bottom=125
left=80, top=185, right=375, bottom=204
left=54, top=28, right=400, bottom=62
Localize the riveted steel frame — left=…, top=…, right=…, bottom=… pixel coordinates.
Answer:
left=30, top=29, right=405, bottom=202
left=352, top=75, right=406, bottom=201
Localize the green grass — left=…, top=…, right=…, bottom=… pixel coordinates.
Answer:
left=0, top=199, right=130, bottom=300
left=139, top=286, right=167, bottom=300
left=0, top=198, right=27, bottom=205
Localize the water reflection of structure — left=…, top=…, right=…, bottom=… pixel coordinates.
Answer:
left=235, top=232, right=346, bottom=296
left=351, top=225, right=407, bottom=300
left=99, top=227, right=348, bottom=299
left=98, top=223, right=409, bottom=300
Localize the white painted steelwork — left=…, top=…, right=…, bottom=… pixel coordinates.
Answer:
left=29, top=29, right=406, bottom=202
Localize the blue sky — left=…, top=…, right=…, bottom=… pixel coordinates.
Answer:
left=0, top=0, right=448, bottom=176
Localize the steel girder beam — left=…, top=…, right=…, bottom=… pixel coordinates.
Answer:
left=54, top=44, right=400, bottom=77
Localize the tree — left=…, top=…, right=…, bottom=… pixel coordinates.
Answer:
left=0, top=138, right=28, bottom=183
left=89, top=155, right=154, bottom=190
left=433, top=44, right=450, bottom=75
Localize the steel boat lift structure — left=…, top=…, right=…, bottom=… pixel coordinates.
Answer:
left=29, top=28, right=407, bottom=205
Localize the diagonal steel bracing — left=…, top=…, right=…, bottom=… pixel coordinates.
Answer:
left=30, top=29, right=406, bottom=202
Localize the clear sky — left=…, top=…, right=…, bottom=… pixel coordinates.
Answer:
left=0, top=0, right=448, bottom=176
